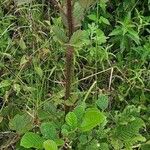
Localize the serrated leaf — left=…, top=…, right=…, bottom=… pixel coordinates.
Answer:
left=73, top=2, right=85, bottom=28
left=9, top=113, right=33, bottom=134
left=79, top=0, right=96, bottom=9
left=73, top=102, right=86, bottom=121
left=115, top=118, right=145, bottom=144
left=40, top=122, right=57, bottom=140
left=52, top=26, right=68, bottom=43
left=96, top=94, right=109, bottom=111
left=109, top=27, right=122, bottom=36
left=65, top=112, right=77, bottom=128
left=141, top=142, right=150, bottom=150
left=127, top=29, right=140, bottom=44
left=43, top=140, right=58, bottom=150
left=96, top=30, right=107, bottom=44
left=70, top=30, right=86, bottom=46
left=20, top=132, right=44, bottom=149
left=80, top=108, right=105, bottom=132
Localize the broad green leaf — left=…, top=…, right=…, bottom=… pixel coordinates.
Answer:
left=96, top=29, right=107, bottom=44
left=141, top=141, right=150, bottom=150
left=73, top=102, right=86, bottom=121
left=99, top=16, right=110, bottom=25
left=65, top=112, right=77, bottom=128
left=52, top=26, right=68, bottom=43
left=43, top=140, right=58, bottom=150
left=88, top=14, right=97, bottom=21
left=40, top=122, right=57, bottom=140
left=9, top=114, right=33, bottom=134
left=70, top=30, right=87, bottom=46
left=73, top=2, right=85, bottom=28
left=20, top=132, right=44, bottom=149
left=80, top=108, right=105, bottom=132
left=96, top=94, right=109, bottom=110
left=114, top=118, right=146, bottom=145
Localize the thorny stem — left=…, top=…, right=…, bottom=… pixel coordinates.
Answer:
left=51, top=0, right=74, bottom=113
left=64, top=0, right=74, bottom=108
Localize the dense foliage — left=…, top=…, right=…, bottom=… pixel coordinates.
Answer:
left=0, top=0, right=150, bottom=149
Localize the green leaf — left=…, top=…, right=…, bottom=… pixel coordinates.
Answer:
left=20, top=55, right=29, bottom=67
left=40, top=122, right=57, bottom=140
left=96, top=29, right=107, bottom=44
left=13, top=83, right=21, bottom=95
left=9, top=114, right=33, bottom=134
left=0, top=80, right=12, bottom=88
left=34, top=66, right=43, bottom=78
left=99, top=16, right=110, bottom=25
left=127, top=29, right=140, bottom=44
left=52, top=26, right=68, bottom=43
left=20, top=132, right=44, bottom=149
left=70, top=30, right=87, bottom=47
left=141, top=141, right=150, bottom=150
left=80, top=108, right=106, bottom=132
left=99, top=143, right=109, bottom=150
left=99, top=0, right=108, bottom=12
left=109, top=27, right=122, bottom=36
left=73, top=102, right=86, bottom=121
left=55, top=139, right=65, bottom=147
left=88, top=14, right=97, bottom=21
left=96, top=94, right=109, bottom=110
left=19, top=38, right=26, bottom=50
left=43, top=140, right=58, bottom=150
left=73, top=2, right=85, bottom=28
left=79, top=0, right=96, bottom=9
left=65, top=112, right=77, bottom=128
left=114, top=118, right=146, bottom=146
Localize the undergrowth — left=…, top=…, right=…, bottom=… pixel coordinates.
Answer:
left=0, top=0, right=150, bottom=150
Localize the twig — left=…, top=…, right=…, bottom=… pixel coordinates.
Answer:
left=83, top=81, right=97, bottom=102
left=108, top=67, right=114, bottom=91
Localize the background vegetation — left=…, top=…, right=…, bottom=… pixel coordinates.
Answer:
left=0, top=0, right=150, bottom=149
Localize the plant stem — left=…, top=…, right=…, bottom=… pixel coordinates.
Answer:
left=64, top=0, right=74, bottom=113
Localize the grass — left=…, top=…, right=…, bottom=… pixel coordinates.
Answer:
left=0, top=0, right=150, bottom=149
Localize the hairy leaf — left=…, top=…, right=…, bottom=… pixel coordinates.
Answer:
left=20, top=132, right=44, bottom=149
left=80, top=108, right=105, bottom=132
